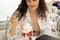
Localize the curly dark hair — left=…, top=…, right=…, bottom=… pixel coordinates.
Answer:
left=13, top=0, right=47, bottom=21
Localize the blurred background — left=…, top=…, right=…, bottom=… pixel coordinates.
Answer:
left=0, top=0, right=60, bottom=40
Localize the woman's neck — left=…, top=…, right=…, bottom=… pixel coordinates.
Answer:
left=29, top=8, right=39, bottom=18
left=29, top=9, right=38, bottom=14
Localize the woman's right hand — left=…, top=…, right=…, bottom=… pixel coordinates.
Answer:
left=9, top=17, right=19, bottom=36
left=10, top=17, right=19, bottom=27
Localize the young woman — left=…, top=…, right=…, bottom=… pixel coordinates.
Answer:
left=8, top=0, right=52, bottom=40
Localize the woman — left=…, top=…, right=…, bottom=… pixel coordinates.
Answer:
left=8, top=0, right=52, bottom=40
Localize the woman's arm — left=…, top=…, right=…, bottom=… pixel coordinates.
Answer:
left=8, top=11, right=19, bottom=37
left=9, top=17, right=19, bottom=36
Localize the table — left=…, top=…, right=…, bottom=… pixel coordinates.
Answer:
left=36, top=35, right=60, bottom=40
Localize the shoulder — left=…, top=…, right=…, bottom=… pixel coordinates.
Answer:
left=45, top=6, right=58, bottom=18
left=47, top=6, right=57, bottom=14
left=11, top=11, right=19, bottom=18
left=10, top=10, right=20, bottom=21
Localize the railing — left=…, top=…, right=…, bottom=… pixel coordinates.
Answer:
left=0, top=16, right=9, bottom=40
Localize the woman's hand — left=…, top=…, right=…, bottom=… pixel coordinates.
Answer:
left=10, top=17, right=19, bottom=27
left=9, top=17, right=19, bottom=36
